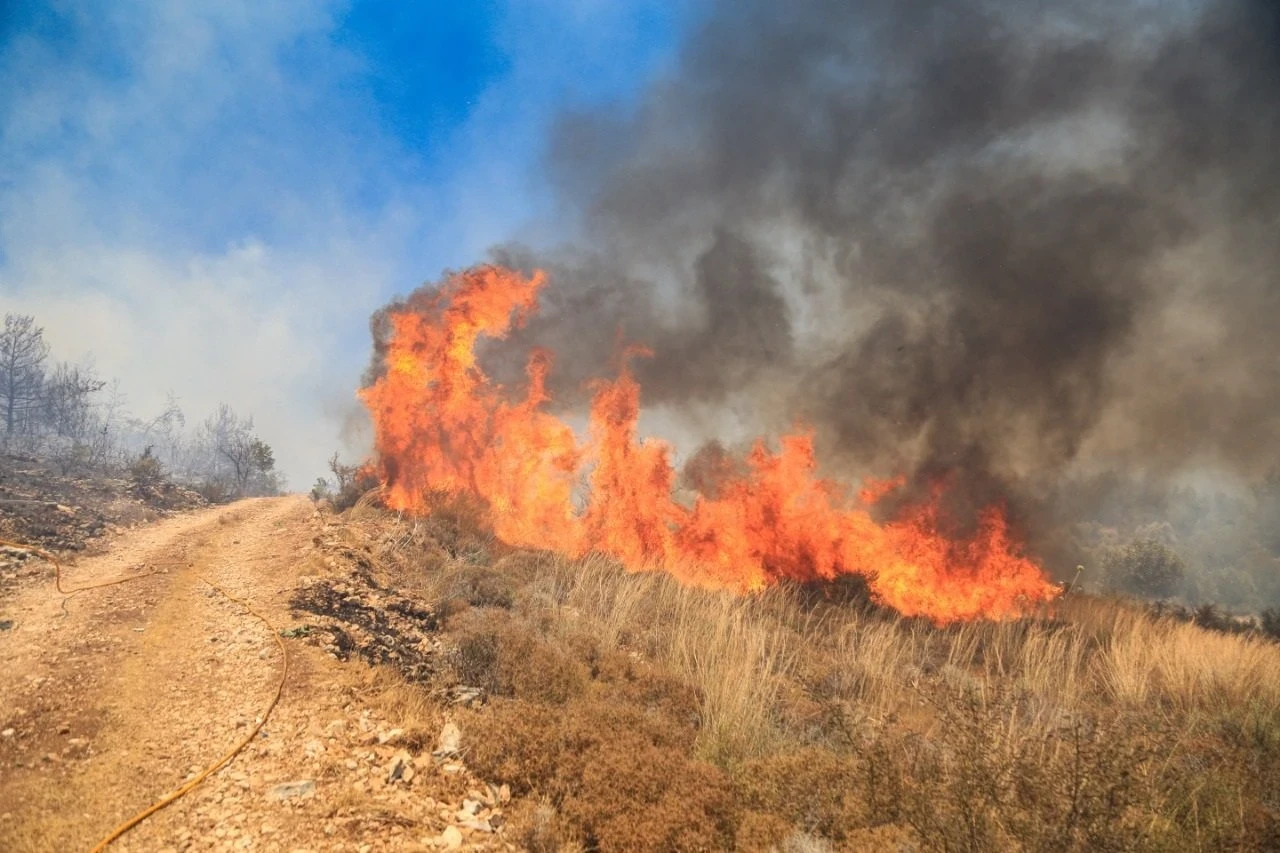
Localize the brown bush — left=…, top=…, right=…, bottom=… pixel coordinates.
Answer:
left=464, top=701, right=563, bottom=795
left=416, top=490, right=493, bottom=562
left=736, top=748, right=863, bottom=841
left=446, top=615, right=587, bottom=704
left=444, top=565, right=518, bottom=609
left=465, top=691, right=734, bottom=852
left=591, top=655, right=703, bottom=737
left=504, top=798, right=583, bottom=853
left=490, top=550, right=559, bottom=588
left=893, top=685, right=1156, bottom=853
left=733, top=811, right=794, bottom=852
left=565, top=743, right=736, bottom=852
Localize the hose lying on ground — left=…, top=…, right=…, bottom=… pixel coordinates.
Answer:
left=0, top=538, right=289, bottom=852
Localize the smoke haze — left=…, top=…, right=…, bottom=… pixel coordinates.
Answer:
left=478, top=0, right=1278, bottom=501
left=368, top=0, right=1280, bottom=593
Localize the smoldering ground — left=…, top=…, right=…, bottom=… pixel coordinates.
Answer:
left=371, top=0, right=1280, bottom=586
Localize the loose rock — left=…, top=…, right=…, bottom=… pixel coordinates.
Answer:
left=267, top=780, right=316, bottom=801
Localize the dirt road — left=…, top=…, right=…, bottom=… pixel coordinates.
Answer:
left=0, top=496, right=506, bottom=852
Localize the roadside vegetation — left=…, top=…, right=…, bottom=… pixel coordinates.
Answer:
left=320, top=496, right=1280, bottom=852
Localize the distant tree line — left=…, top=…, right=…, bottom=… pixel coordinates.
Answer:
left=0, top=312, right=284, bottom=500
left=1060, top=471, right=1280, bottom=615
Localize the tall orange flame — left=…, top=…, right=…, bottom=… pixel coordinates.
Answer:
left=359, top=265, right=1059, bottom=623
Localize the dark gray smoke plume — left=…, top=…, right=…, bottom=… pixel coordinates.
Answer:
left=468, top=0, right=1280, bottom=581
left=485, top=0, right=1278, bottom=477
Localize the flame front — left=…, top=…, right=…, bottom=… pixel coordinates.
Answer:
left=359, top=265, right=1059, bottom=623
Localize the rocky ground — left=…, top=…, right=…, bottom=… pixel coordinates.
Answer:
left=0, top=453, right=206, bottom=597
left=0, top=495, right=516, bottom=852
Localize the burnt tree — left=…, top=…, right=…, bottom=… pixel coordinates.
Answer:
left=0, top=314, right=49, bottom=439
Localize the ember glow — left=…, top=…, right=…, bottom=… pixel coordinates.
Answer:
left=359, top=265, right=1059, bottom=623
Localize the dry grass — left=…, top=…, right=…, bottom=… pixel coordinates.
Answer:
left=343, top=504, right=1280, bottom=851
left=1092, top=608, right=1280, bottom=719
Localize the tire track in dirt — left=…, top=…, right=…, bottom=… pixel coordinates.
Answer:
left=0, top=497, right=305, bottom=851
left=1, top=496, right=512, bottom=853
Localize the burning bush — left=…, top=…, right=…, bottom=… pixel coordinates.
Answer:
left=357, top=265, right=1059, bottom=624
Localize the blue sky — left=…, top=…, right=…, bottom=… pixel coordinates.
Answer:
left=0, top=0, right=696, bottom=485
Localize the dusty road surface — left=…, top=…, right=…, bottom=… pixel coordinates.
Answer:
left=0, top=496, right=508, bottom=852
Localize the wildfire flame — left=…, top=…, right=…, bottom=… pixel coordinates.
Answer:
left=359, top=265, right=1060, bottom=623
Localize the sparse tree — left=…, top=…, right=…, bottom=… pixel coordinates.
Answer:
left=329, top=451, right=358, bottom=491
left=195, top=404, right=282, bottom=499
left=0, top=314, right=287, bottom=495
left=326, top=450, right=377, bottom=510
left=128, top=393, right=187, bottom=472
left=0, top=313, right=50, bottom=440
left=42, top=361, right=106, bottom=440
left=83, top=379, right=129, bottom=470
left=1104, top=539, right=1186, bottom=598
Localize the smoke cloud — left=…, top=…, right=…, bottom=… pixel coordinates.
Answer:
left=474, top=0, right=1279, bottom=519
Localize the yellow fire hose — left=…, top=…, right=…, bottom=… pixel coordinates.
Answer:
left=0, top=539, right=289, bottom=851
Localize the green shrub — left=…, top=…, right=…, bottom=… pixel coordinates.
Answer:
left=1104, top=539, right=1186, bottom=598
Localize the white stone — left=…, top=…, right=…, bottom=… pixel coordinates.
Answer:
left=440, top=826, right=463, bottom=849
left=434, top=721, right=461, bottom=757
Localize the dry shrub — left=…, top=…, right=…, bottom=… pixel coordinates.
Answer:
left=465, top=690, right=698, bottom=795
left=445, top=565, right=518, bottom=609
left=490, top=550, right=559, bottom=587
left=736, top=748, right=863, bottom=842
left=465, top=701, right=563, bottom=795
left=520, top=552, right=800, bottom=766
left=464, top=689, right=733, bottom=852
left=564, top=742, right=736, bottom=852
left=398, top=550, right=557, bottom=624
left=437, top=552, right=557, bottom=611
left=592, top=652, right=702, bottom=730
left=1156, top=743, right=1280, bottom=852
left=505, top=798, right=585, bottom=853
left=447, top=612, right=587, bottom=704
left=414, top=489, right=494, bottom=562
left=733, top=811, right=795, bottom=852
left=894, top=684, right=1155, bottom=853
left=357, top=515, right=1280, bottom=851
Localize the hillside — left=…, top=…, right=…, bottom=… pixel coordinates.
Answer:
left=0, top=453, right=206, bottom=597
left=2, top=493, right=1278, bottom=851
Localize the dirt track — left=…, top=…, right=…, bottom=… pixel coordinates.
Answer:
left=0, top=496, right=506, bottom=852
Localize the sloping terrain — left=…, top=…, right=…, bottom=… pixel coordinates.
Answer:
left=0, top=453, right=205, bottom=598
left=3, top=490, right=1279, bottom=851
left=285, top=502, right=1280, bottom=851
left=0, top=496, right=511, bottom=852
